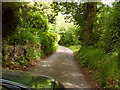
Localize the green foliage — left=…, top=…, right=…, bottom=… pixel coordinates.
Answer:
left=52, top=1, right=120, bottom=89
left=2, top=43, right=41, bottom=66
left=104, top=2, right=120, bottom=52
left=77, top=46, right=105, bottom=68
left=7, top=30, right=40, bottom=45
left=76, top=46, right=119, bottom=88
left=20, top=10, right=49, bottom=32
left=51, top=2, right=86, bottom=27
left=96, top=51, right=119, bottom=88
left=26, top=45, right=41, bottom=60
left=2, top=1, right=120, bottom=88
left=2, top=2, right=59, bottom=69
left=94, top=2, right=120, bottom=53
left=40, top=32, right=60, bottom=56
left=69, top=45, right=81, bottom=53
left=50, top=15, right=81, bottom=46
left=58, top=25, right=81, bottom=46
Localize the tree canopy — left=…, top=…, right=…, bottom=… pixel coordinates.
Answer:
left=2, top=1, right=120, bottom=89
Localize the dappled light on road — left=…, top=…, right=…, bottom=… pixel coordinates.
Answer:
left=29, top=46, right=90, bottom=88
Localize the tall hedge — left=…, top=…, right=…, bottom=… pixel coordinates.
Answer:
left=2, top=2, right=59, bottom=69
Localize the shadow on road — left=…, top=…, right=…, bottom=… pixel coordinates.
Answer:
left=29, top=46, right=90, bottom=88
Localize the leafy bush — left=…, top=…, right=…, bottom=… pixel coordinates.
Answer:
left=51, top=23, right=81, bottom=46
left=7, top=30, right=40, bottom=45
left=40, top=32, right=60, bottom=56
left=2, top=2, right=59, bottom=70
left=76, top=46, right=120, bottom=88
left=77, top=46, right=105, bottom=68
left=2, top=43, right=41, bottom=67
left=69, top=45, right=81, bottom=53
left=96, top=2, right=120, bottom=53
left=94, top=53, right=119, bottom=88
left=20, top=11, right=49, bottom=33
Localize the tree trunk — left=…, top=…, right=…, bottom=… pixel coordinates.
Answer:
left=83, top=2, right=97, bottom=47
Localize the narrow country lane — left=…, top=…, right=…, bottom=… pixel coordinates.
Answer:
left=29, top=46, right=90, bottom=88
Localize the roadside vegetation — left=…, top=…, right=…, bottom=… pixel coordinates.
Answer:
left=2, top=1, right=120, bottom=89
left=2, top=2, right=60, bottom=70
left=50, top=1, right=120, bottom=89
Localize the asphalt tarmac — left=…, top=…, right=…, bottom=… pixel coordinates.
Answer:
left=29, top=46, right=90, bottom=88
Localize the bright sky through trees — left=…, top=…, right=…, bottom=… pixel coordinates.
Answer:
left=102, top=0, right=115, bottom=7
left=29, top=0, right=116, bottom=7
left=4, top=0, right=114, bottom=7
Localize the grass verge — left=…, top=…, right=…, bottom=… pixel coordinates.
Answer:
left=69, top=45, right=120, bottom=89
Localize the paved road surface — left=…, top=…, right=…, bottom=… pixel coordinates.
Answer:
left=29, top=46, right=90, bottom=88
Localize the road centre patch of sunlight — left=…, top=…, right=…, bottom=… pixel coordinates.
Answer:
left=72, top=73, right=84, bottom=77
left=63, top=82, right=85, bottom=88
left=57, top=49, right=73, bottom=54
left=42, top=65, right=51, bottom=67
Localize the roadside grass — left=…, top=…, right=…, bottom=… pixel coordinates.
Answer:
left=69, top=45, right=120, bottom=89
left=68, top=45, right=81, bottom=53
